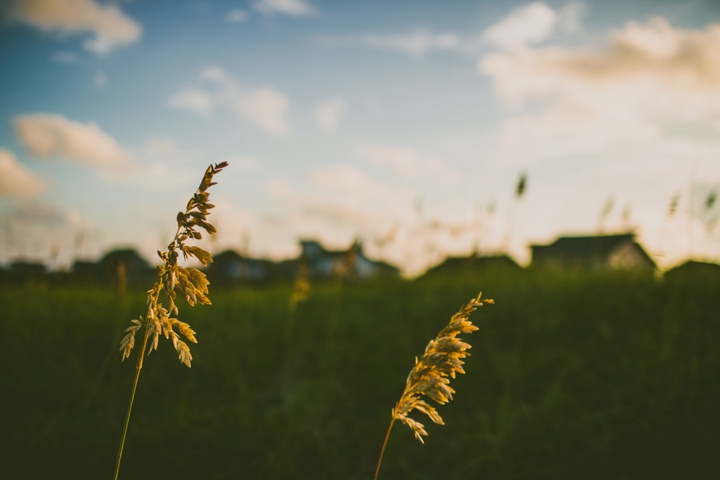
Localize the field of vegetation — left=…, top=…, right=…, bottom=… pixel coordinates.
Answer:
left=2, top=268, right=719, bottom=479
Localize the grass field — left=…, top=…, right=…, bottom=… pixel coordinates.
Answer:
left=2, top=268, right=720, bottom=479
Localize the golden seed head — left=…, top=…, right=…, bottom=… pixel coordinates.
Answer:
left=391, top=292, right=493, bottom=442
left=119, top=162, right=227, bottom=367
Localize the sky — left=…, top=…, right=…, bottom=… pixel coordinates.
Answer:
left=1, top=0, right=720, bottom=276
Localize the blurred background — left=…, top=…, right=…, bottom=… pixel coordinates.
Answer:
left=2, top=1, right=720, bottom=479
left=2, top=0, right=720, bottom=274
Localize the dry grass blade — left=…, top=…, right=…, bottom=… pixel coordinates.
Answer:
left=114, top=161, right=227, bottom=480
left=374, top=292, right=493, bottom=480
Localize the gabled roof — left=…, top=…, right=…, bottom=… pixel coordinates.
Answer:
left=10, top=261, right=47, bottom=275
left=212, top=250, right=244, bottom=262
left=299, top=239, right=362, bottom=257
left=99, top=248, right=149, bottom=268
left=532, top=234, right=636, bottom=257
left=211, top=249, right=275, bottom=265
left=530, top=233, right=655, bottom=269
left=664, top=260, right=720, bottom=279
left=426, top=254, right=521, bottom=276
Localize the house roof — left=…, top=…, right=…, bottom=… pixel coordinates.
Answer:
left=532, top=234, right=635, bottom=256
left=530, top=233, right=655, bottom=268
left=99, top=248, right=150, bottom=268
left=532, top=233, right=646, bottom=259
left=300, top=239, right=362, bottom=257
left=211, top=249, right=274, bottom=265
left=212, top=250, right=244, bottom=262
left=664, top=260, right=720, bottom=279
left=426, top=254, right=521, bottom=275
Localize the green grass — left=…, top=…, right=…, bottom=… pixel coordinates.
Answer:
left=2, top=269, right=719, bottom=479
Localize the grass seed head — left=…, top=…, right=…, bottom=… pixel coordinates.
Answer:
left=391, top=292, right=493, bottom=442
left=119, top=161, right=228, bottom=367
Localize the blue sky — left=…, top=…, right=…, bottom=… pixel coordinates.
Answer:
left=2, top=0, right=720, bottom=275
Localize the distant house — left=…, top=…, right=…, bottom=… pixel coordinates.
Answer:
left=206, top=250, right=276, bottom=284
left=425, top=254, right=521, bottom=276
left=295, top=239, right=399, bottom=279
left=530, top=233, right=655, bottom=271
left=9, top=260, right=47, bottom=276
left=97, top=248, right=154, bottom=286
left=0, top=260, right=47, bottom=285
left=664, top=260, right=720, bottom=280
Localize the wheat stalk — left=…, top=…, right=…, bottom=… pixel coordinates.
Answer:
left=374, top=292, right=493, bottom=480
left=113, top=161, right=228, bottom=480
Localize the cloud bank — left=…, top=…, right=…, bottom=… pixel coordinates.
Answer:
left=483, top=2, right=557, bottom=50
left=168, top=66, right=291, bottom=135
left=5, top=0, right=142, bottom=54
left=479, top=13, right=720, bottom=166
left=357, top=144, right=461, bottom=186
left=0, top=149, right=46, bottom=197
left=253, top=0, right=316, bottom=17
left=318, top=29, right=462, bottom=57
left=13, top=114, right=134, bottom=167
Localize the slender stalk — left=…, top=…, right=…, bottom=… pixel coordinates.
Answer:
left=113, top=318, right=152, bottom=480
left=374, top=418, right=396, bottom=480
left=282, top=307, right=296, bottom=411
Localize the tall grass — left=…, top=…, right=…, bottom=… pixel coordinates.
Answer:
left=2, top=269, right=719, bottom=479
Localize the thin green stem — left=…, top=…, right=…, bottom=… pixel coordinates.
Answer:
left=282, top=307, right=296, bottom=411
left=113, top=317, right=152, bottom=480
left=374, top=418, right=396, bottom=480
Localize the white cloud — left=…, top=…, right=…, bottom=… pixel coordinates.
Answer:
left=167, top=88, right=215, bottom=115
left=481, top=17, right=720, bottom=105
left=357, top=144, right=461, bottom=186
left=5, top=0, right=142, bottom=54
left=483, top=2, right=557, bottom=50
left=0, top=148, right=46, bottom=198
left=318, top=29, right=462, bottom=57
left=253, top=0, right=316, bottom=17
left=359, top=30, right=460, bottom=56
left=315, top=97, right=346, bottom=131
left=563, top=18, right=720, bottom=88
left=236, top=88, right=290, bottom=134
left=13, top=113, right=133, bottom=167
left=226, top=9, right=248, bottom=23
left=168, top=66, right=292, bottom=135
left=478, top=16, right=720, bottom=167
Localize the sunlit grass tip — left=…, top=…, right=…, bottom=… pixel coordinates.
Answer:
left=374, top=291, right=493, bottom=479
